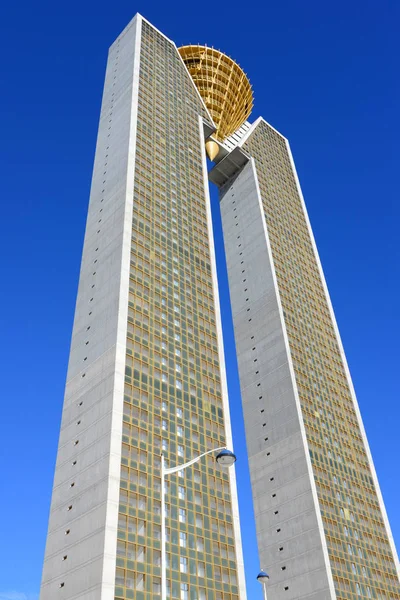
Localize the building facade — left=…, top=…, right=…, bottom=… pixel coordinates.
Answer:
left=210, top=119, right=400, bottom=600
left=40, top=14, right=246, bottom=600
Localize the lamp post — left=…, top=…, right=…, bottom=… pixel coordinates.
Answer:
left=257, top=570, right=270, bottom=600
left=160, top=447, right=237, bottom=600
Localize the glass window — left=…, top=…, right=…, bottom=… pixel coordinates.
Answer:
left=153, top=578, right=161, bottom=595
left=138, top=520, right=145, bottom=536
left=116, top=568, right=124, bottom=585
left=180, top=557, right=188, bottom=573
left=117, top=541, right=125, bottom=556
left=179, top=508, right=186, bottom=523
left=136, top=573, right=145, bottom=591
left=137, top=546, right=145, bottom=562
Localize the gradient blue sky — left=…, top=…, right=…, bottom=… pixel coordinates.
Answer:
left=1, top=1, right=399, bottom=599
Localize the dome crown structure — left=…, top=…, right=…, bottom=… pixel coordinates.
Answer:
left=178, top=45, right=253, bottom=158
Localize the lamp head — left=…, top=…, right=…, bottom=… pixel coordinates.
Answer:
left=257, top=570, right=270, bottom=585
left=216, top=449, right=236, bottom=468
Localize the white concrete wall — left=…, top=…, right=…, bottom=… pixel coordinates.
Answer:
left=219, top=159, right=335, bottom=600
left=40, top=14, right=141, bottom=600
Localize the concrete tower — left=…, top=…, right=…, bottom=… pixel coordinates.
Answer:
left=208, top=121, right=400, bottom=600
left=40, top=14, right=246, bottom=600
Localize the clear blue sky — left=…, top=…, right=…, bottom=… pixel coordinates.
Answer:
left=1, top=1, right=399, bottom=599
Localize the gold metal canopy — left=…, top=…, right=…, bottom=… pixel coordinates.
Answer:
left=178, top=45, right=253, bottom=144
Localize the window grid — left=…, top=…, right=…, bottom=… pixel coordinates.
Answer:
left=114, top=21, right=240, bottom=600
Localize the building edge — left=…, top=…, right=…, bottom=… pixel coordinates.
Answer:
left=99, top=13, right=143, bottom=598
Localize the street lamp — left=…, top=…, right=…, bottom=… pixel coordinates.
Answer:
left=257, top=570, right=270, bottom=600
left=160, top=447, right=237, bottom=600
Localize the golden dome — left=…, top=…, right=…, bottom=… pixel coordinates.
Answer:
left=178, top=45, right=253, bottom=143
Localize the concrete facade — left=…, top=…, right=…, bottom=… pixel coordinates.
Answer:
left=40, top=15, right=141, bottom=599
left=218, top=159, right=334, bottom=600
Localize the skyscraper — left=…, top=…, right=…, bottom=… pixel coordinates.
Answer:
left=209, top=120, right=400, bottom=598
left=40, top=15, right=246, bottom=600
left=40, top=12, right=400, bottom=600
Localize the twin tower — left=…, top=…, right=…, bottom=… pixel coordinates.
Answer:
left=40, top=14, right=400, bottom=600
